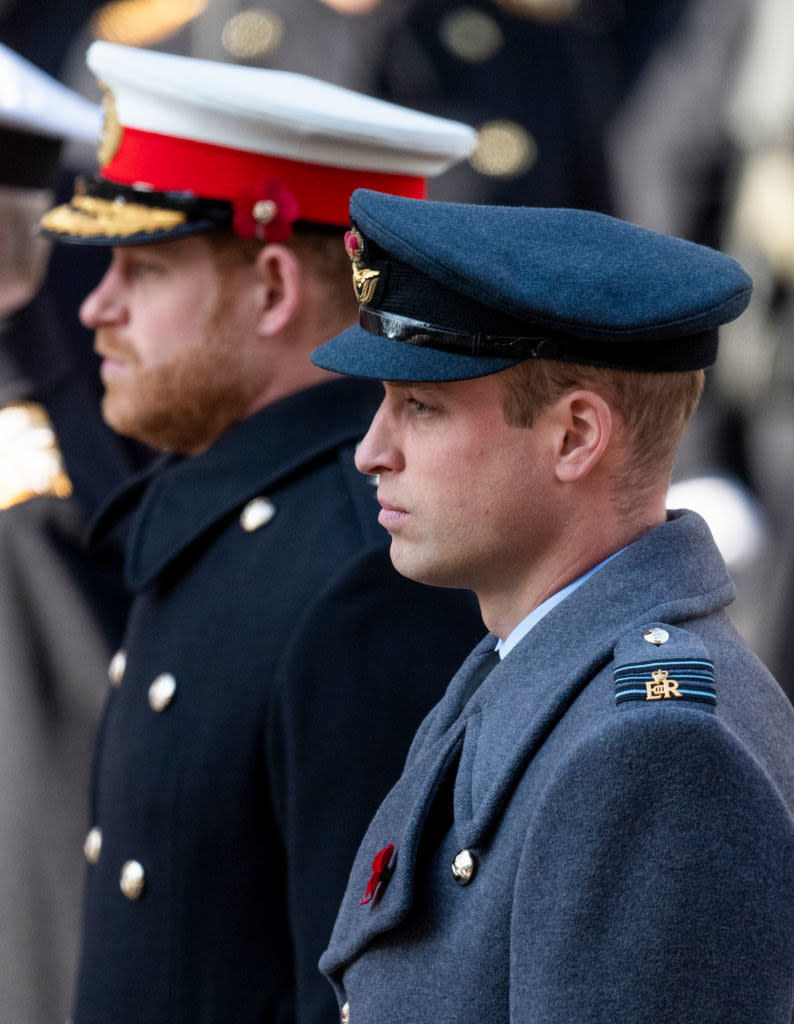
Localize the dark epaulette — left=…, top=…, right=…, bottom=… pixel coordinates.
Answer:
left=0, top=401, right=72, bottom=509
left=613, top=623, right=716, bottom=712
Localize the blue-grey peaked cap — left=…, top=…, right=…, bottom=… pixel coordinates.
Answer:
left=311, top=190, right=753, bottom=383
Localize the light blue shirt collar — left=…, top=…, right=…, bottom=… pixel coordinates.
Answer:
left=495, top=548, right=624, bottom=660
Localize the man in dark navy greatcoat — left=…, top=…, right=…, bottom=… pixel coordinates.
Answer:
left=40, top=42, right=483, bottom=1024
left=311, top=190, right=794, bottom=1024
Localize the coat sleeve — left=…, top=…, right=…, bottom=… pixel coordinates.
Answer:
left=509, top=706, right=794, bottom=1024
left=265, top=544, right=483, bottom=1024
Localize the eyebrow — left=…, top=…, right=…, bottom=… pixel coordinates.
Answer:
left=385, top=381, right=443, bottom=395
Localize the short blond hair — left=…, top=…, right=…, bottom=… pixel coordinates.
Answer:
left=500, top=358, right=705, bottom=502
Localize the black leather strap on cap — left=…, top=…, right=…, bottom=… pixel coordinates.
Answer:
left=358, top=307, right=719, bottom=371
left=359, top=308, right=551, bottom=359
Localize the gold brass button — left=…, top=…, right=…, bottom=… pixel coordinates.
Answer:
left=148, top=673, right=177, bottom=712
left=108, top=649, right=126, bottom=687
left=84, top=826, right=103, bottom=865
left=240, top=497, right=276, bottom=532
left=341, top=1002, right=350, bottom=1024
left=120, top=860, right=145, bottom=900
left=452, top=849, right=476, bottom=885
left=643, top=627, right=670, bottom=646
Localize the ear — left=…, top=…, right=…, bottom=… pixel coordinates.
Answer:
left=254, top=243, right=302, bottom=336
left=551, top=389, right=614, bottom=483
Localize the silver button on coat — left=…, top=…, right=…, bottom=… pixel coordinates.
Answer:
left=240, top=497, right=276, bottom=532
left=108, top=649, right=126, bottom=686
left=120, top=860, right=145, bottom=900
left=452, top=849, right=476, bottom=885
left=84, top=826, right=102, bottom=865
left=148, top=673, right=177, bottom=712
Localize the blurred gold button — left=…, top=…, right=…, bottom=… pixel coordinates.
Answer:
left=84, top=826, right=102, bottom=864
left=240, top=497, right=276, bottom=532
left=148, top=673, right=177, bottom=711
left=108, top=649, right=126, bottom=687
left=253, top=199, right=278, bottom=224
left=120, top=860, right=145, bottom=900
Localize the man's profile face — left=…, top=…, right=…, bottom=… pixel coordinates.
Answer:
left=80, top=235, right=262, bottom=454
left=354, top=374, right=562, bottom=603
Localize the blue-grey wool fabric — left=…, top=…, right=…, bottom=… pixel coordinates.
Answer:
left=320, top=510, right=794, bottom=1024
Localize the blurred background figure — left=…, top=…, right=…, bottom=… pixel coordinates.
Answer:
left=0, top=43, right=145, bottom=1023
left=602, top=0, right=794, bottom=696
left=718, top=0, right=794, bottom=691
left=59, top=0, right=623, bottom=213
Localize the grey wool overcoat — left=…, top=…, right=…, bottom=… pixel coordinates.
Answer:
left=321, top=509, right=794, bottom=1024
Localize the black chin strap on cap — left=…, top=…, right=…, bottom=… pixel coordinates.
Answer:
left=359, top=308, right=550, bottom=358
left=358, top=307, right=719, bottom=372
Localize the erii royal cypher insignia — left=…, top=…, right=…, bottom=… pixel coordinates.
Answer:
left=345, top=228, right=380, bottom=305
left=614, top=658, right=716, bottom=710
left=645, top=669, right=681, bottom=700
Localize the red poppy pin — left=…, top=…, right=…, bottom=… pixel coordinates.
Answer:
left=232, top=178, right=300, bottom=242
left=360, top=843, right=395, bottom=906
left=344, top=228, right=364, bottom=264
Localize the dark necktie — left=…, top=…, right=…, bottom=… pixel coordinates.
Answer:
left=459, top=648, right=500, bottom=705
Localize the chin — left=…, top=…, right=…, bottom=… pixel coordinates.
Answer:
left=389, top=544, right=465, bottom=591
left=101, top=394, right=129, bottom=435
left=101, top=398, right=165, bottom=450
left=101, top=397, right=141, bottom=442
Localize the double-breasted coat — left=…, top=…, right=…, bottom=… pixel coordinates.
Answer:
left=321, top=510, right=794, bottom=1024
left=73, top=377, right=483, bottom=1024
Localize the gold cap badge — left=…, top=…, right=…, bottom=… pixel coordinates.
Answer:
left=97, top=84, right=122, bottom=168
left=344, top=228, right=380, bottom=305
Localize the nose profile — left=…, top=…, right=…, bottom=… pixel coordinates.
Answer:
left=354, top=400, right=404, bottom=477
left=79, top=259, right=126, bottom=329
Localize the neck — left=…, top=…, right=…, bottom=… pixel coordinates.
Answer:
left=479, top=499, right=667, bottom=639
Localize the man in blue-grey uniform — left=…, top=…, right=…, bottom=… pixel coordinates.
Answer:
left=311, top=189, right=794, bottom=1024
left=40, top=44, right=483, bottom=1024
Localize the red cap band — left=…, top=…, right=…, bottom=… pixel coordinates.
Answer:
left=103, top=127, right=427, bottom=229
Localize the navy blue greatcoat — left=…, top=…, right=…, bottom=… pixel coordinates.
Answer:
left=73, top=377, right=483, bottom=1024
left=321, top=510, right=794, bottom=1024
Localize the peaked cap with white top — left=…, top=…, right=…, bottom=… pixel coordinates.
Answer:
left=41, top=42, right=476, bottom=245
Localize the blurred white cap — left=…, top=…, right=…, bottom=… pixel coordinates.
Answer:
left=0, top=43, right=100, bottom=144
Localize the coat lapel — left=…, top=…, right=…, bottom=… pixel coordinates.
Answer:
left=323, top=510, right=736, bottom=976
left=90, top=378, right=382, bottom=590
left=319, top=719, right=466, bottom=975
left=452, top=510, right=735, bottom=851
